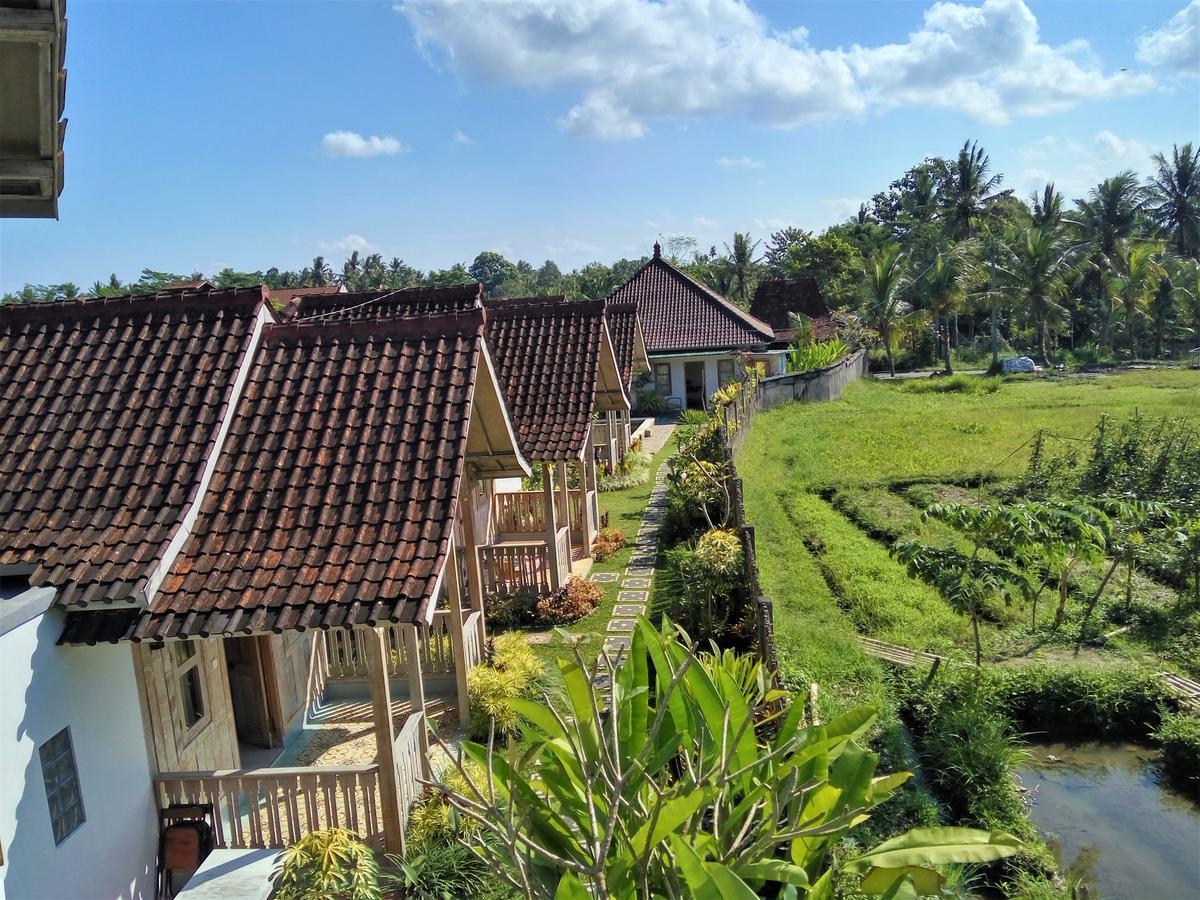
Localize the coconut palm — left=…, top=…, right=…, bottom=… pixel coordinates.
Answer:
left=724, top=232, right=759, bottom=306
left=1108, top=241, right=1166, bottom=358
left=1146, top=142, right=1200, bottom=260
left=923, top=244, right=976, bottom=373
left=306, top=256, right=332, bottom=287
left=998, top=227, right=1076, bottom=366
left=1030, top=183, right=1064, bottom=231
left=862, top=245, right=910, bottom=376
left=941, top=140, right=1007, bottom=240
left=1174, top=259, right=1200, bottom=341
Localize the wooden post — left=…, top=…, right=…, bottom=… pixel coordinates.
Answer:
left=444, top=545, right=472, bottom=730
left=585, top=453, right=600, bottom=533
left=403, top=625, right=430, bottom=778
left=557, top=461, right=573, bottom=578
left=458, top=476, right=488, bottom=646
left=364, top=626, right=404, bottom=854
left=542, top=463, right=562, bottom=591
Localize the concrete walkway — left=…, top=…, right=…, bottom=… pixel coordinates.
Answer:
left=633, top=417, right=676, bottom=454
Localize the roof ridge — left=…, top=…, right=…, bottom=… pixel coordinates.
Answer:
left=484, top=296, right=605, bottom=314
left=0, top=286, right=269, bottom=321
left=297, top=283, right=483, bottom=309
left=266, top=307, right=486, bottom=342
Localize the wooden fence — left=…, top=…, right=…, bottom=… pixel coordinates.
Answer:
left=322, top=613, right=455, bottom=680
left=392, top=712, right=426, bottom=839
left=478, top=540, right=553, bottom=597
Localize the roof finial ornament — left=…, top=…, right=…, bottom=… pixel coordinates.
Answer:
left=652, top=240, right=662, bottom=260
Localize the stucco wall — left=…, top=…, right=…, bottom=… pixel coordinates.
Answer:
left=0, top=608, right=158, bottom=900
left=757, top=349, right=868, bottom=411
left=651, top=351, right=787, bottom=409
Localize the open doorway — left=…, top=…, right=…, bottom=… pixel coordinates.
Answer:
left=225, top=636, right=283, bottom=766
left=684, top=361, right=707, bottom=409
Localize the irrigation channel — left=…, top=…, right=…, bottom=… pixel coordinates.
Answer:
left=1018, top=742, right=1200, bottom=899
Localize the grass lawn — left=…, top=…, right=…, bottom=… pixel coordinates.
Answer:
left=521, top=437, right=675, bottom=694
left=740, top=369, right=1200, bottom=715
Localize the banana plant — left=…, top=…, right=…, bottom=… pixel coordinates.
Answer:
left=429, top=618, right=1021, bottom=898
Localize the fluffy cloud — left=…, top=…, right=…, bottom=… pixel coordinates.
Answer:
left=320, top=131, right=407, bottom=158
left=319, top=234, right=376, bottom=253
left=1015, top=131, right=1156, bottom=198
left=693, top=215, right=720, bottom=228
left=716, top=156, right=765, bottom=170
left=1137, top=0, right=1199, bottom=73
left=397, top=0, right=1152, bottom=139
left=451, top=129, right=473, bottom=145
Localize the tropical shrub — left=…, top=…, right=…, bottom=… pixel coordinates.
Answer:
left=465, top=634, right=543, bottom=741
left=536, top=576, right=602, bottom=624
left=787, top=336, right=848, bottom=373
left=590, top=526, right=625, bottom=561
left=433, top=618, right=1022, bottom=899
left=899, top=374, right=1003, bottom=395
left=632, top=384, right=667, bottom=416
left=694, top=526, right=743, bottom=575
left=484, top=588, right=540, bottom=632
left=272, top=828, right=381, bottom=900
left=383, top=842, right=489, bottom=899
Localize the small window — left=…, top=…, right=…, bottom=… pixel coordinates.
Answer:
left=654, top=363, right=672, bottom=397
left=718, top=359, right=736, bottom=386
left=173, top=640, right=207, bottom=730
left=39, top=728, right=85, bottom=845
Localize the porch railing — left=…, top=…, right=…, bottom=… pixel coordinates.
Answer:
left=493, top=491, right=546, bottom=534
left=568, top=489, right=587, bottom=533
left=322, top=613, right=454, bottom=680
left=393, top=712, right=426, bottom=839
left=153, top=765, right=384, bottom=850
left=463, top=610, right=484, bottom=669
left=478, top=540, right=552, bottom=597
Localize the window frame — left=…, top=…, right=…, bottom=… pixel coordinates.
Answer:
left=717, top=358, right=736, bottom=386
left=653, top=362, right=672, bottom=397
left=39, top=727, right=85, bottom=846
left=171, top=639, right=210, bottom=745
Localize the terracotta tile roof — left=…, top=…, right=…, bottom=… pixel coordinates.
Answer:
left=0, top=288, right=267, bottom=606
left=267, top=285, right=342, bottom=305
left=166, top=279, right=216, bottom=291
left=123, top=311, right=487, bottom=641
left=279, top=284, right=483, bottom=323
left=605, top=301, right=646, bottom=390
left=607, top=245, right=775, bottom=353
left=483, top=297, right=609, bottom=461
left=750, top=277, right=830, bottom=340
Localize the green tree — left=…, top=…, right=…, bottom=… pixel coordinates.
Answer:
left=1108, top=240, right=1166, bottom=357
left=339, top=251, right=361, bottom=290
left=784, top=230, right=863, bottom=308
left=469, top=251, right=516, bottom=294
left=533, top=259, right=563, bottom=294
left=922, top=245, right=975, bottom=373
left=385, top=257, right=421, bottom=289
left=940, top=140, right=1008, bottom=241
left=997, top=226, right=1076, bottom=366
left=1149, top=274, right=1179, bottom=358
left=305, top=256, right=333, bottom=287
left=1146, top=142, right=1200, bottom=260
left=862, top=245, right=910, bottom=376
left=724, top=232, right=759, bottom=306
left=762, top=226, right=807, bottom=277
left=424, top=263, right=473, bottom=286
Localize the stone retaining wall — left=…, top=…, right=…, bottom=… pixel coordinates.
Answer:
left=757, top=349, right=868, bottom=411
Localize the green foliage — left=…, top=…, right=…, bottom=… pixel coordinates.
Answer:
left=783, top=229, right=865, bottom=308
left=693, top=527, right=743, bottom=576
left=1153, top=711, right=1200, bottom=799
left=436, top=619, right=1021, bottom=899
left=786, top=337, right=848, bottom=373
left=899, top=375, right=1002, bottom=395
left=383, top=843, right=489, bottom=899
left=271, top=828, right=381, bottom=900
left=466, top=634, right=544, bottom=741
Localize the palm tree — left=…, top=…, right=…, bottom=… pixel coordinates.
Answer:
left=340, top=251, right=361, bottom=290
left=999, top=227, right=1075, bottom=366
left=1146, top=142, right=1200, bottom=260
left=307, top=256, right=332, bottom=287
left=1108, top=241, right=1166, bottom=358
left=724, top=232, right=759, bottom=306
left=1030, top=183, right=1064, bottom=231
left=1148, top=275, right=1177, bottom=358
left=862, top=245, right=910, bottom=376
left=923, top=245, right=976, bottom=373
left=1174, top=260, right=1200, bottom=342
left=941, top=140, right=1007, bottom=240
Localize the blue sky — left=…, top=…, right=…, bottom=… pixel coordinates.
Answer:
left=1, top=0, right=1197, bottom=292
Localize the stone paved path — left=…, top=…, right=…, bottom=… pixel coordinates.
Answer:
left=591, top=462, right=669, bottom=689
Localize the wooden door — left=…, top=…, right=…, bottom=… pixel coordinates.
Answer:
left=225, top=636, right=274, bottom=748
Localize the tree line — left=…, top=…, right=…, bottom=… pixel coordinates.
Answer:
left=5, top=140, right=1198, bottom=376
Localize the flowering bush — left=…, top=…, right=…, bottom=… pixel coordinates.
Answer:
left=537, top=576, right=602, bottom=625
left=591, top=526, right=626, bottom=561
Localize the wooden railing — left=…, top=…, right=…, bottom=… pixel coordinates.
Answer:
left=323, top=615, right=454, bottom=680
left=393, top=712, right=426, bottom=839
left=493, top=491, right=546, bottom=534
left=463, top=610, right=485, bottom=669
left=568, top=489, right=588, bottom=533
left=555, top=528, right=571, bottom=582
left=478, top=540, right=552, bottom=597
left=154, top=765, right=384, bottom=850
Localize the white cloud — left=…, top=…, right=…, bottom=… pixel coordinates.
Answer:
left=320, top=131, right=407, bottom=158
left=750, top=217, right=790, bottom=233
left=319, top=234, right=376, bottom=254
left=821, top=197, right=864, bottom=222
left=716, top=156, right=765, bottom=170
left=451, top=129, right=473, bottom=145
left=692, top=216, right=720, bottom=228
left=1137, top=0, right=1199, bottom=73
left=1094, top=130, right=1152, bottom=162
left=1016, top=130, right=1157, bottom=198
left=548, top=237, right=601, bottom=255
left=397, top=0, right=1153, bottom=139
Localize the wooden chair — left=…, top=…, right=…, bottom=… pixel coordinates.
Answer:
left=157, top=803, right=215, bottom=899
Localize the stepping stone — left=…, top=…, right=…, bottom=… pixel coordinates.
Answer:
left=626, top=566, right=654, bottom=577
left=525, top=632, right=554, bottom=645
left=592, top=672, right=612, bottom=689
left=628, top=555, right=657, bottom=566
left=623, top=576, right=651, bottom=588
left=607, top=618, right=636, bottom=632
left=613, top=604, right=646, bottom=617
left=604, top=636, right=631, bottom=653
left=618, top=590, right=648, bottom=603
left=590, top=572, right=619, bottom=582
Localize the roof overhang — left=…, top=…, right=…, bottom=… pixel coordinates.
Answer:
left=467, top=338, right=533, bottom=478
left=594, top=318, right=630, bottom=413
left=0, top=1, right=67, bottom=218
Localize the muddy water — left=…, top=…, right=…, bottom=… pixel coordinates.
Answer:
left=1018, top=742, right=1200, bottom=899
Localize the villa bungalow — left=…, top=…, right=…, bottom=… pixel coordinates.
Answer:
left=607, top=243, right=785, bottom=410
left=593, top=299, right=650, bottom=467
left=0, top=283, right=529, bottom=897
left=482, top=296, right=629, bottom=596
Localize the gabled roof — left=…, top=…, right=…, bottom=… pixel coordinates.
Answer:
left=607, top=244, right=776, bottom=354
left=605, top=301, right=650, bottom=390
left=280, top=283, right=483, bottom=323
left=750, top=277, right=832, bottom=341
left=484, top=297, right=628, bottom=461
left=267, top=284, right=343, bottom=305
left=166, top=279, right=216, bottom=291
left=112, top=309, right=521, bottom=642
left=0, top=287, right=269, bottom=606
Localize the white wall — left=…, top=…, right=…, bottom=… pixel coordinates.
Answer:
left=0, top=607, right=158, bottom=900
left=651, top=351, right=787, bottom=409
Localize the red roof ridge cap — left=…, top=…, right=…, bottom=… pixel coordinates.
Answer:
left=0, top=286, right=269, bottom=321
